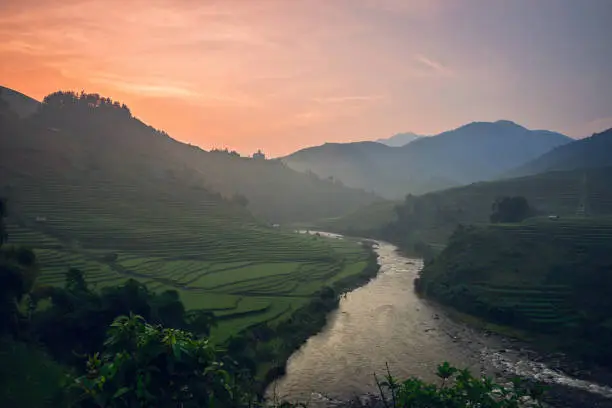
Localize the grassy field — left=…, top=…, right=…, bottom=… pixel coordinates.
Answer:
left=4, top=174, right=373, bottom=343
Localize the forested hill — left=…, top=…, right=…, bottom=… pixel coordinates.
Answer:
left=415, top=219, right=612, bottom=367
left=0, top=89, right=380, bottom=223
left=373, top=166, right=612, bottom=251
left=281, top=120, right=571, bottom=198
left=508, top=127, right=612, bottom=178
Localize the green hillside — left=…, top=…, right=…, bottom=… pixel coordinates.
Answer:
left=0, top=89, right=379, bottom=224
left=0, top=91, right=377, bottom=342
left=378, top=166, right=612, bottom=251
left=416, top=218, right=612, bottom=366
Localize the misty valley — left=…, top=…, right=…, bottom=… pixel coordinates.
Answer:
left=2, top=85, right=612, bottom=408
left=1, top=0, right=612, bottom=403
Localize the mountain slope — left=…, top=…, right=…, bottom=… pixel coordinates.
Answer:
left=0, top=85, right=40, bottom=117
left=317, top=165, right=612, bottom=253
left=283, top=120, right=572, bottom=198
left=0, top=89, right=379, bottom=224
left=382, top=165, right=612, bottom=251
left=508, top=128, right=612, bottom=177
left=0, top=90, right=378, bottom=342
left=375, top=132, right=422, bottom=147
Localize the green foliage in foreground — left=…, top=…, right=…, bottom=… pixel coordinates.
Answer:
left=0, top=249, right=542, bottom=407
left=66, top=315, right=542, bottom=408
left=0, top=195, right=544, bottom=407
left=71, top=314, right=241, bottom=408
left=31, top=271, right=215, bottom=366
left=376, top=361, right=543, bottom=408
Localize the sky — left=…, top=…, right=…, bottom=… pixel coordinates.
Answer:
left=1, top=0, right=611, bottom=157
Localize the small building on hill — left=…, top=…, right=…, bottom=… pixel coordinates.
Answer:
left=253, top=149, right=266, bottom=160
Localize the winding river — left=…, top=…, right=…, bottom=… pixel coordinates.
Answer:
left=268, top=238, right=612, bottom=407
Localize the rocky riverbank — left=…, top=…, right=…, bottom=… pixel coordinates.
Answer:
left=270, top=240, right=612, bottom=408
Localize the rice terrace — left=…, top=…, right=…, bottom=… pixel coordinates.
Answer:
left=3, top=177, right=373, bottom=342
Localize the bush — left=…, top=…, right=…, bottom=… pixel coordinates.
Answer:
left=376, top=362, right=544, bottom=408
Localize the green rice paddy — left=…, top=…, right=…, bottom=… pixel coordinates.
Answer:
left=4, top=177, right=374, bottom=342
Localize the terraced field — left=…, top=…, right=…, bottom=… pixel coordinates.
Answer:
left=489, top=216, right=612, bottom=244
left=469, top=283, right=579, bottom=332
left=425, top=217, right=612, bottom=333
left=3, top=175, right=373, bottom=342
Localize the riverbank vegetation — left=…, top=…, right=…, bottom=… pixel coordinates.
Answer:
left=1, top=195, right=543, bottom=407
left=415, top=218, right=612, bottom=367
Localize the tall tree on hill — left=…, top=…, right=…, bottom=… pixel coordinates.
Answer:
left=490, top=196, right=532, bottom=223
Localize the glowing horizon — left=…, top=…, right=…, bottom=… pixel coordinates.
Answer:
left=1, top=0, right=610, bottom=157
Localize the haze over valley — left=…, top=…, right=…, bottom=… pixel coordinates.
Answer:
left=1, top=1, right=611, bottom=407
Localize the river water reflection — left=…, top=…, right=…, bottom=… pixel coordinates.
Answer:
left=268, top=239, right=612, bottom=406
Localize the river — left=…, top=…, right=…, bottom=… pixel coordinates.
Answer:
left=268, top=238, right=612, bottom=407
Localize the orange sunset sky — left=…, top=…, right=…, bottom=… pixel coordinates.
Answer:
left=1, top=0, right=611, bottom=156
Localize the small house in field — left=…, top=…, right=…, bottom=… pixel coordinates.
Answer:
left=272, top=223, right=280, bottom=228
left=548, top=215, right=560, bottom=220
left=35, top=216, right=47, bottom=223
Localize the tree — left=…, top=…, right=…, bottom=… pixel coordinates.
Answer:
left=70, top=314, right=241, bottom=408
left=490, top=196, right=532, bottom=223
left=32, top=273, right=217, bottom=366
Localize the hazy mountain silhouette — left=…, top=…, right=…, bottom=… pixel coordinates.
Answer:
left=282, top=120, right=572, bottom=198
left=0, top=85, right=40, bottom=117
left=507, top=128, right=612, bottom=178
left=0, top=88, right=379, bottom=223
left=375, top=132, right=423, bottom=147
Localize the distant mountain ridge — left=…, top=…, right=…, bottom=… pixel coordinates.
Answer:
left=507, top=128, right=612, bottom=178
left=376, top=132, right=423, bottom=147
left=282, top=120, right=572, bottom=198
